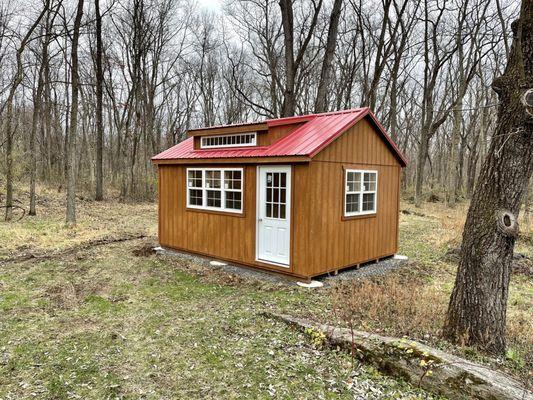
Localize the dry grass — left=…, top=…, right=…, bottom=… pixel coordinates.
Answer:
left=332, top=274, right=447, bottom=339
left=331, top=199, right=532, bottom=384
left=1, top=186, right=531, bottom=394
left=0, top=185, right=157, bottom=260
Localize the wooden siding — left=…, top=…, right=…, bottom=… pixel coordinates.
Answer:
left=157, top=116, right=402, bottom=279
left=291, top=117, right=401, bottom=277
left=158, top=164, right=305, bottom=278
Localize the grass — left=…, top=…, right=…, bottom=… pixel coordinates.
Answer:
left=331, top=200, right=532, bottom=384
left=0, top=240, right=438, bottom=399
left=0, top=187, right=531, bottom=398
left=0, top=185, right=156, bottom=260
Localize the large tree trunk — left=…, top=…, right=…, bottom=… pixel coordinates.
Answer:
left=95, top=0, right=104, bottom=201
left=444, top=1, right=533, bottom=354
left=66, top=0, right=84, bottom=225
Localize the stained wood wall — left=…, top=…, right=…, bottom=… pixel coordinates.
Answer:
left=291, top=117, right=401, bottom=276
left=158, top=116, right=402, bottom=279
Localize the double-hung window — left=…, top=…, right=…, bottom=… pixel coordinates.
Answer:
left=187, top=168, right=243, bottom=213
left=344, top=169, right=378, bottom=216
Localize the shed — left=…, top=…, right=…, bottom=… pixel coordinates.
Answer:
left=152, top=108, right=407, bottom=281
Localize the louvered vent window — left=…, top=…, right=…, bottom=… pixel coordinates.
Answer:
left=200, top=132, right=257, bottom=149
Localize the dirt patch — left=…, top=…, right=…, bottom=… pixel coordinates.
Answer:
left=132, top=242, right=157, bottom=257
left=45, top=280, right=80, bottom=310
left=43, top=278, right=109, bottom=310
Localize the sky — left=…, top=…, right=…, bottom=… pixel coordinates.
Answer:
left=198, top=0, right=222, bottom=11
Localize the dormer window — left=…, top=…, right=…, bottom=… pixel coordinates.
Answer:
left=201, top=132, right=257, bottom=149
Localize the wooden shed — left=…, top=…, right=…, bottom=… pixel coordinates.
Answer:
left=152, top=108, right=407, bottom=281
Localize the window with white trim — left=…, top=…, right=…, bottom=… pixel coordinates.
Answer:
left=344, top=170, right=377, bottom=216
left=187, top=168, right=243, bottom=213
left=200, top=132, right=256, bottom=149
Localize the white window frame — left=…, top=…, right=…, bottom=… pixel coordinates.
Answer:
left=344, top=169, right=378, bottom=217
left=200, top=132, right=257, bottom=149
left=186, top=167, right=244, bottom=214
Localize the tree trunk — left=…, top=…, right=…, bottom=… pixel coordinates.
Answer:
left=414, top=126, right=430, bottom=207
left=29, top=18, right=52, bottom=216
left=95, top=0, right=104, bottom=200
left=279, top=0, right=296, bottom=117
left=3, top=3, right=48, bottom=221
left=29, top=50, right=46, bottom=216
left=444, top=1, right=533, bottom=354
left=66, top=0, right=84, bottom=225
left=446, top=101, right=462, bottom=208
left=314, top=0, right=342, bottom=113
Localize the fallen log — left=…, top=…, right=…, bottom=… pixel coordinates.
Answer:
left=265, top=313, right=532, bottom=400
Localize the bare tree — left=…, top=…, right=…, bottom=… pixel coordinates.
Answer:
left=66, top=0, right=84, bottom=225
left=3, top=1, right=49, bottom=221
left=279, top=0, right=322, bottom=116
left=314, top=0, right=342, bottom=113
left=94, top=0, right=104, bottom=200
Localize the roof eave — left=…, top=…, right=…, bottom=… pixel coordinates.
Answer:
left=151, top=155, right=312, bottom=165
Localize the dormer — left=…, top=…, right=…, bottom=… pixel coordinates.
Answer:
left=189, top=122, right=268, bottom=150
left=188, top=120, right=308, bottom=150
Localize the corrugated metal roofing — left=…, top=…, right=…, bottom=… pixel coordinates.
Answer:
left=152, top=108, right=407, bottom=166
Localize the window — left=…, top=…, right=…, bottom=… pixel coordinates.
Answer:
left=265, top=171, right=287, bottom=219
left=187, top=168, right=243, bottom=213
left=344, top=170, right=377, bottom=216
left=200, top=132, right=257, bottom=149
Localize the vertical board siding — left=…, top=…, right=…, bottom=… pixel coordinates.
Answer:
left=158, top=164, right=257, bottom=264
left=291, top=117, right=401, bottom=277
left=157, top=117, right=402, bottom=279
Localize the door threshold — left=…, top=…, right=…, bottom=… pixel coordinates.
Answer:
left=256, top=258, right=290, bottom=268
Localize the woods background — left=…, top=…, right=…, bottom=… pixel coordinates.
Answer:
left=0, top=0, right=527, bottom=212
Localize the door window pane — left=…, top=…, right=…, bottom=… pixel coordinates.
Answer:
left=264, top=171, right=288, bottom=219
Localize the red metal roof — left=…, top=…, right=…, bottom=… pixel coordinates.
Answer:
left=152, top=108, right=407, bottom=166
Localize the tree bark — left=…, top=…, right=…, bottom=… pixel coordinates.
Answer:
left=314, top=0, right=342, bottom=113
left=3, top=3, right=49, bottom=221
left=95, top=0, right=104, bottom=200
left=444, top=1, right=533, bottom=354
left=279, top=0, right=322, bottom=117
left=29, top=33, right=47, bottom=216
left=66, top=0, right=84, bottom=225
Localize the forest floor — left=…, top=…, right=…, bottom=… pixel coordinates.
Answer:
left=0, top=186, right=531, bottom=399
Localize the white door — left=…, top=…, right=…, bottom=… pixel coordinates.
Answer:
left=257, top=166, right=291, bottom=266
